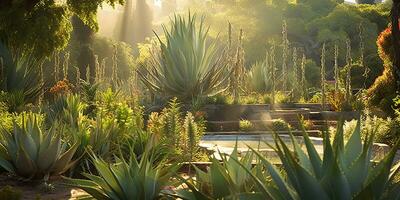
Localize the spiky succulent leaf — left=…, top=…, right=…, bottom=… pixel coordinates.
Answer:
left=138, top=13, right=230, bottom=100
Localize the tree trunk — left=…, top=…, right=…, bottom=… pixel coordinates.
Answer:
left=392, top=0, right=400, bottom=90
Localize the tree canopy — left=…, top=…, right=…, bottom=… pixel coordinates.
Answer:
left=0, top=0, right=124, bottom=59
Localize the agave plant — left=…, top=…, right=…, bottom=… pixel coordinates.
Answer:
left=0, top=42, right=43, bottom=109
left=138, top=13, right=230, bottom=100
left=247, top=61, right=271, bottom=93
left=174, top=146, right=260, bottom=199
left=0, top=113, right=79, bottom=179
left=64, top=140, right=179, bottom=200
left=236, top=120, right=400, bottom=199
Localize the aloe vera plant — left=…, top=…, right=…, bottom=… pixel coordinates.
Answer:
left=138, top=13, right=230, bottom=100
left=247, top=61, right=271, bottom=93
left=65, top=143, right=178, bottom=200
left=239, top=120, right=400, bottom=199
left=0, top=113, right=79, bottom=179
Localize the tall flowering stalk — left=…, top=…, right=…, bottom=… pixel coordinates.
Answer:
left=321, top=43, right=326, bottom=111
left=264, top=50, right=270, bottom=93
left=301, top=54, right=306, bottom=99
left=292, top=47, right=298, bottom=98
left=334, top=43, right=339, bottom=93
left=232, top=29, right=245, bottom=104
left=101, top=58, right=107, bottom=83
left=39, top=62, right=44, bottom=103
left=270, top=45, right=276, bottom=109
left=75, top=66, right=81, bottom=88
left=54, top=51, right=60, bottom=82
left=360, top=23, right=370, bottom=88
left=345, top=39, right=352, bottom=103
left=85, top=65, right=90, bottom=82
left=112, top=45, right=118, bottom=86
left=281, top=20, right=289, bottom=91
left=228, top=22, right=232, bottom=49
left=95, top=55, right=100, bottom=83
left=63, top=52, right=70, bottom=80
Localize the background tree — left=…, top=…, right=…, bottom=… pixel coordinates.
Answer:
left=0, top=0, right=124, bottom=59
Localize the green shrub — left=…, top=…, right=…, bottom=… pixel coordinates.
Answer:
left=275, top=91, right=291, bottom=103
left=97, top=89, right=144, bottom=131
left=239, top=120, right=253, bottom=131
left=367, top=25, right=397, bottom=116
left=271, top=119, right=291, bottom=131
left=146, top=98, right=204, bottom=161
left=330, top=114, right=400, bottom=146
left=0, top=100, right=12, bottom=132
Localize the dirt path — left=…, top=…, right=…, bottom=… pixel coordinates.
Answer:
left=0, top=175, right=87, bottom=200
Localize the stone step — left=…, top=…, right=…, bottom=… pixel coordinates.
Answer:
left=204, top=130, right=322, bottom=137
left=206, top=120, right=337, bottom=132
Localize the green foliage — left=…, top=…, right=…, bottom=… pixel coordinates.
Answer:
left=0, top=99, right=12, bottom=132
left=339, top=115, right=400, bottom=146
left=240, top=120, right=400, bottom=199
left=367, top=68, right=397, bottom=116
left=327, top=90, right=353, bottom=111
left=138, top=13, right=230, bottom=100
left=147, top=98, right=204, bottom=161
left=239, top=120, right=253, bottom=131
left=0, top=112, right=79, bottom=179
left=64, top=145, right=177, bottom=200
left=0, top=0, right=123, bottom=58
left=271, top=119, right=291, bottom=131
left=97, top=89, right=144, bottom=131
